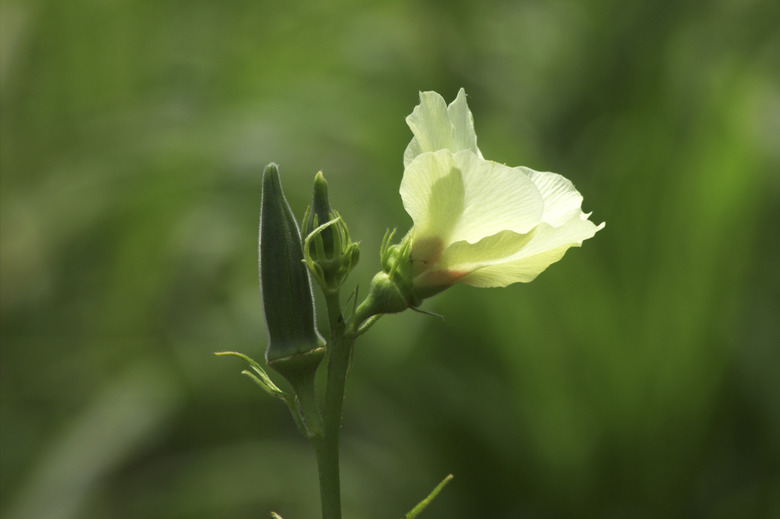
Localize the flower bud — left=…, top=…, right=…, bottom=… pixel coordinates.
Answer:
left=301, top=171, right=360, bottom=293
left=302, top=171, right=337, bottom=257
left=259, top=163, right=325, bottom=380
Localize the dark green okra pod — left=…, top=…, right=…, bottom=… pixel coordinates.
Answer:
left=259, top=163, right=325, bottom=381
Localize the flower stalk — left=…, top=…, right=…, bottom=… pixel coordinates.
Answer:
left=313, top=289, right=354, bottom=519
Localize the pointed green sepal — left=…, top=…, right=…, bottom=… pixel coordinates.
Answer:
left=259, top=163, right=326, bottom=378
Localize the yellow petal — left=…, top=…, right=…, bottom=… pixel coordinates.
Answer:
left=400, top=150, right=466, bottom=248
left=400, top=150, right=544, bottom=253
left=458, top=216, right=605, bottom=287
left=438, top=230, right=537, bottom=270
left=522, top=168, right=586, bottom=226
left=403, top=89, right=482, bottom=167
left=446, top=88, right=481, bottom=158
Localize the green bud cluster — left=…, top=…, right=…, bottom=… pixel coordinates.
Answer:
left=301, top=172, right=360, bottom=293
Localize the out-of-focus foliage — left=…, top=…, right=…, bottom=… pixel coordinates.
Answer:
left=1, top=0, right=778, bottom=518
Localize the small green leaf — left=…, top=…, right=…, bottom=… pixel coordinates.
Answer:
left=215, top=350, right=313, bottom=436
left=214, top=351, right=286, bottom=399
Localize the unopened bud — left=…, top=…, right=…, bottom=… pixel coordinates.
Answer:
left=301, top=172, right=360, bottom=292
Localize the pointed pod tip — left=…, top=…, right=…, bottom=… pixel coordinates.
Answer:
left=262, top=163, right=284, bottom=200
left=263, top=163, right=280, bottom=182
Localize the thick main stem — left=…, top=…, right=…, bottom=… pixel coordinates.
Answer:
left=313, top=291, right=355, bottom=519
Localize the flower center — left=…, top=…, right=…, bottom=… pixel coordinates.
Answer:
left=410, top=236, right=444, bottom=277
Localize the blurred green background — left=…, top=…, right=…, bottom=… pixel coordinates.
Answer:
left=2, top=0, right=779, bottom=517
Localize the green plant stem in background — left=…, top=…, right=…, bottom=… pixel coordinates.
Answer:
left=404, top=474, right=454, bottom=519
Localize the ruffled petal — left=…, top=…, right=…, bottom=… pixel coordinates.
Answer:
left=521, top=168, right=587, bottom=226
left=403, top=89, right=482, bottom=167
left=400, top=150, right=544, bottom=254
left=446, top=88, right=481, bottom=159
left=457, top=215, right=605, bottom=287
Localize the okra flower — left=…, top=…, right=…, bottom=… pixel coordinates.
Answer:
left=355, top=89, right=604, bottom=322
left=401, top=89, right=604, bottom=292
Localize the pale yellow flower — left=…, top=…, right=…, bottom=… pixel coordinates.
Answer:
left=401, top=89, right=604, bottom=290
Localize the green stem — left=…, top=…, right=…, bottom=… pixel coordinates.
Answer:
left=312, top=290, right=355, bottom=519
left=292, top=368, right=322, bottom=440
